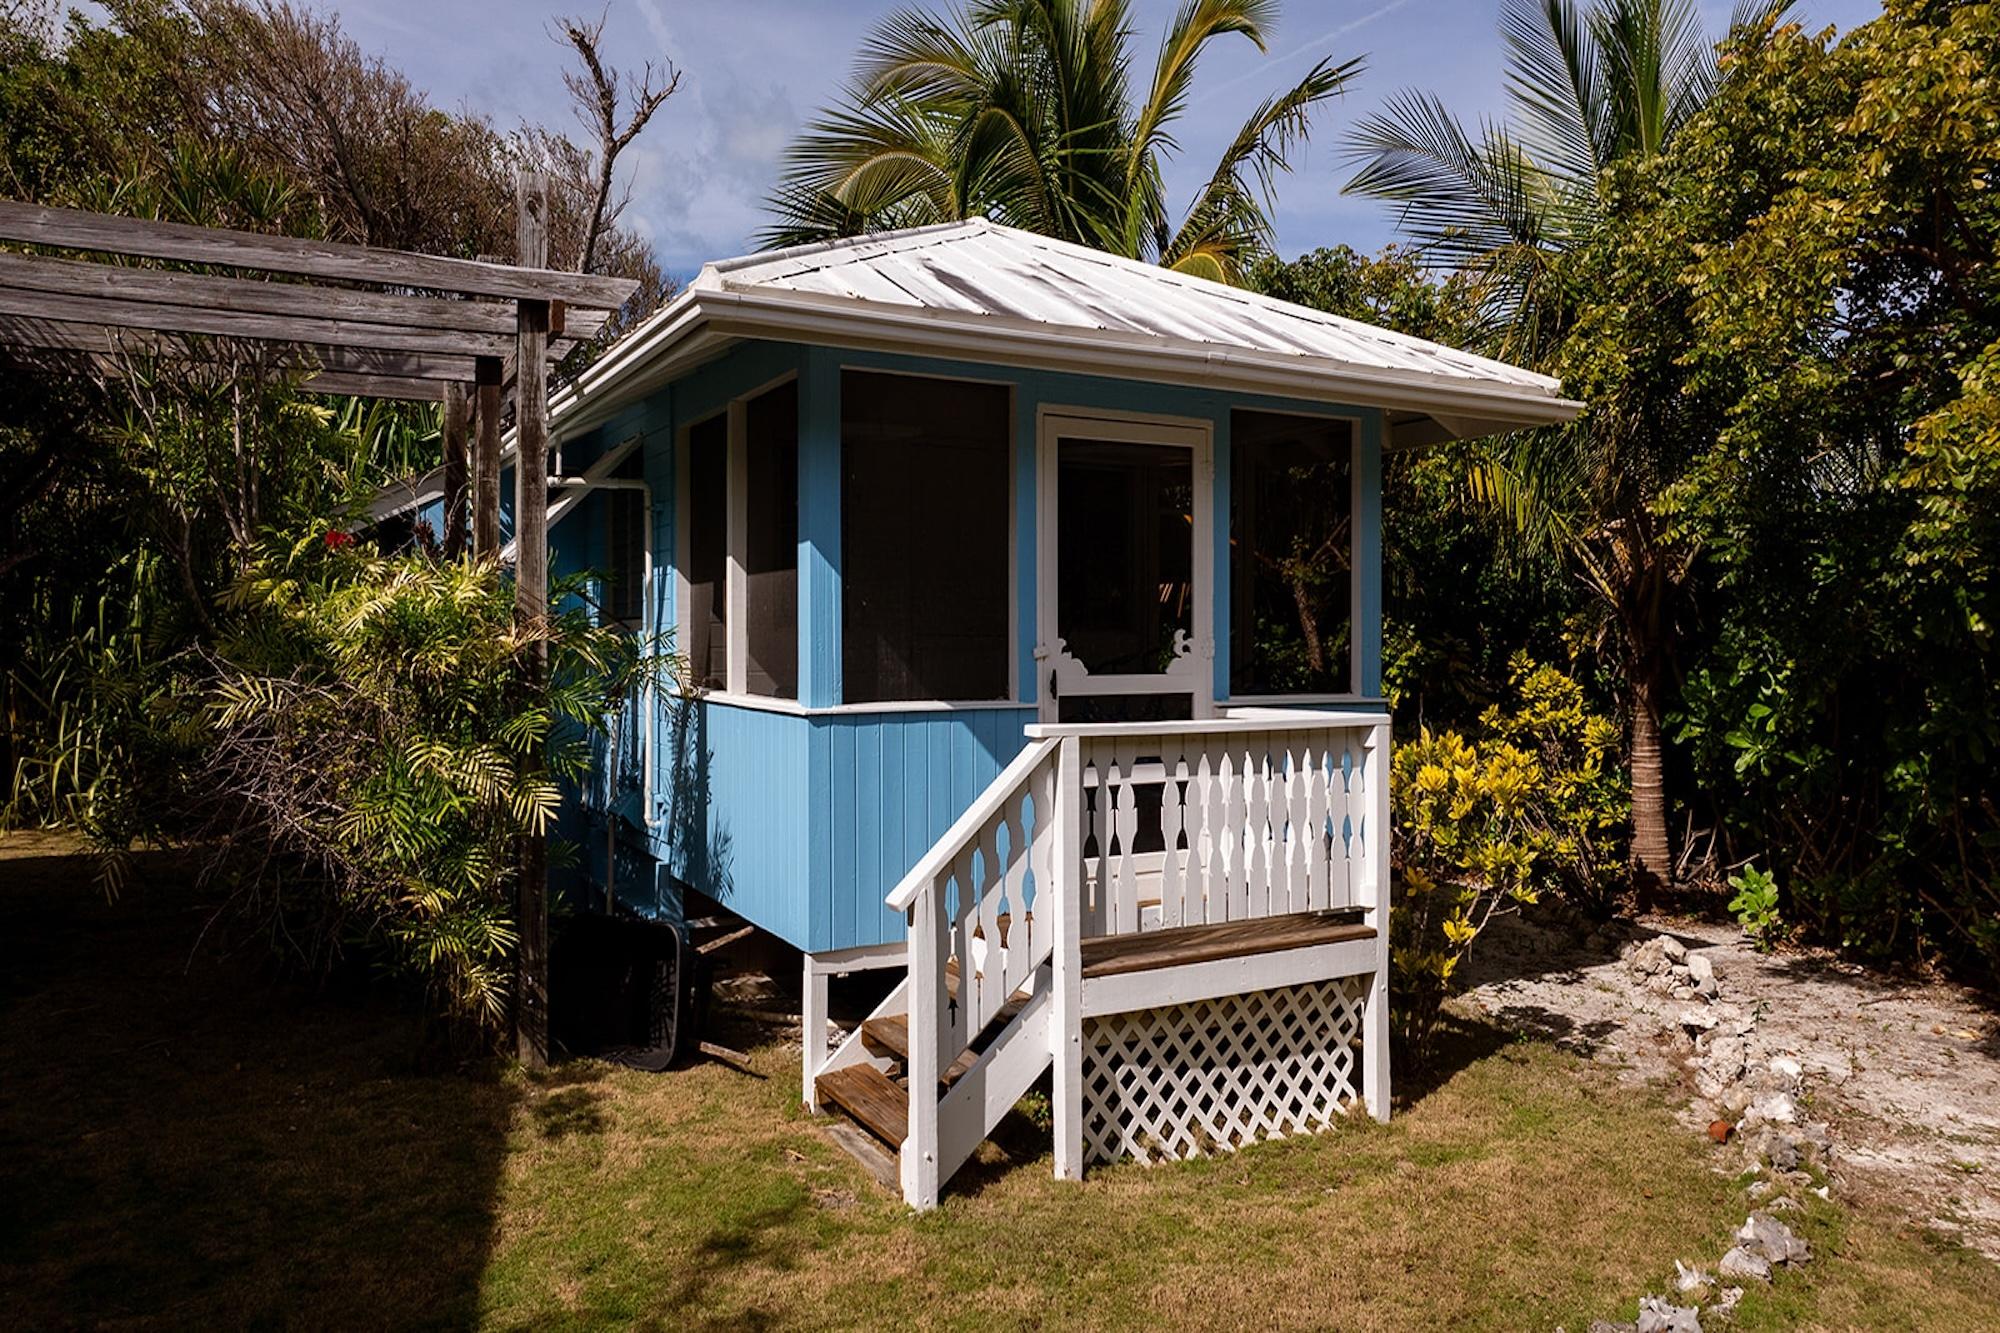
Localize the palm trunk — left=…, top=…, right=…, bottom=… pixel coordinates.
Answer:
left=1628, top=655, right=1671, bottom=904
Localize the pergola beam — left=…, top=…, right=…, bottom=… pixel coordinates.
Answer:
left=294, top=368, right=448, bottom=401
left=0, top=313, right=487, bottom=383
left=0, top=249, right=607, bottom=344
left=0, top=284, right=549, bottom=362
left=0, top=199, right=638, bottom=309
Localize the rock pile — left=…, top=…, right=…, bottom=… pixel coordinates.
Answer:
left=1598, top=934, right=1831, bottom=1326
left=1717, top=1212, right=1813, bottom=1283
left=1623, top=934, right=1718, bottom=1000
left=1621, top=935, right=1836, bottom=1179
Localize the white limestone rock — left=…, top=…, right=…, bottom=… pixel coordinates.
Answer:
left=1636, top=1295, right=1701, bottom=1333
left=1717, top=1246, right=1772, bottom=1282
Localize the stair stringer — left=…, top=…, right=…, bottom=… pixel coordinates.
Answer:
left=934, top=975, right=1054, bottom=1187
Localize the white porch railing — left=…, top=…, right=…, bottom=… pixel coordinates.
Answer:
left=1062, top=712, right=1382, bottom=937
left=880, top=709, right=1392, bottom=1208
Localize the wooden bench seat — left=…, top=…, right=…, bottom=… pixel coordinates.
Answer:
left=1079, top=911, right=1375, bottom=980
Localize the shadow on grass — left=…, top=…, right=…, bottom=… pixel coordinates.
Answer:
left=1395, top=1012, right=1514, bottom=1107
left=531, top=1084, right=611, bottom=1140
left=659, top=1195, right=812, bottom=1333
left=0, top=837, right=518, bottom=1330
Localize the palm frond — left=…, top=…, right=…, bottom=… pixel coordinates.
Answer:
left=1342, top=91, right=1561, bottom=264
left=1500, top=0, right=1610, bottom=190
left=1167, top=53, right=1357, bottom=276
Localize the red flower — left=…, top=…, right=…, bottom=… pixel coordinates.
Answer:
left=324, top=529, right=356, bottom=550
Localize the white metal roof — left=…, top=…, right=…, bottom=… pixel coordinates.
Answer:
left=551, top=218, right=1580, bottom=446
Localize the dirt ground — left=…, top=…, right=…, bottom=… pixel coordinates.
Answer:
left=1461, top=910, right=2000, bottom=1263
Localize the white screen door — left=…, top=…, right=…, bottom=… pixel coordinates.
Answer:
left=1036, top=411, right=1213, bottom=723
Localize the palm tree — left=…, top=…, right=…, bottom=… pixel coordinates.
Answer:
left=763, top=0, right=1359, bottom=284
left=1342, top=0, right=1792, bottom=898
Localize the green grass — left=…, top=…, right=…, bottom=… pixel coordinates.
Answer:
left=4, top=831, right=1995, bottom=1330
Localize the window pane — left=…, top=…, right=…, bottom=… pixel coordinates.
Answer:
left=842, top=371, right=1010, bottom=703
left=1230, top=410, right=1354, bottom=695
left=744, top=380, right=799, bottom=699
left=1057, top=439, right=1193, bottom=675
left=684, top=414, right=727, bottom=690
left=603, top=489, right=646, bottom=628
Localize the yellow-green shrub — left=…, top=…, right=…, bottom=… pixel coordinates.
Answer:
left=1391, top=657, right=1627, bottom=1064
left=1479, top=654, right=1629, bottom=912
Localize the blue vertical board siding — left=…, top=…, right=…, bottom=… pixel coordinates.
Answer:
left=652, top=699, right=812, bottom=946
left=806, top=706, right=1037, bottom=951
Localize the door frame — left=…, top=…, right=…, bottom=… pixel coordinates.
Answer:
left=1033, top=406, right=1215, bottom=724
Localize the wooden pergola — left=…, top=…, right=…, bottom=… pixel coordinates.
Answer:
left=0, top=173, right=640, bottom=1068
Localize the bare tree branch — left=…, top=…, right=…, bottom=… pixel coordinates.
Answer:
left=555, top=9, right=680, bottom=275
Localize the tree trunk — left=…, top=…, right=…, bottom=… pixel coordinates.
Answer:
left=1628, top=659, right=1672, bottom=904
left=1288, top=574, right=1325, bottom=675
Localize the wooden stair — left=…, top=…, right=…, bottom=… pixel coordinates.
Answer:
left=816, top=978, right=1036, bottom=1158
left=815, top=1063, right=909, bottom=1147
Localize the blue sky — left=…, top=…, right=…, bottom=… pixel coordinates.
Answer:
left=324, top=0, right=1883, bottom=278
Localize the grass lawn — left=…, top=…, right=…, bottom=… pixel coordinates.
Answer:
left=3, top=831, right=1995, bottom=1330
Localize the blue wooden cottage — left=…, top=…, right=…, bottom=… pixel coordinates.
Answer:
left=451, top=219, right=1575, bottom=1205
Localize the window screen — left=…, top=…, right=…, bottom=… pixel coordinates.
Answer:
left=684, top=414, right=727, bottom=690
left=1230, top=410, right=1354, bottom=695
left=603, top=488, right=646, bottom=629
left=841, top=371, right=1010, bottom=703
left=743, top=380, right=799, bottom=699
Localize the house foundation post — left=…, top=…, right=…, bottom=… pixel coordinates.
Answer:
left=801, top=956, right=830, bottom=1111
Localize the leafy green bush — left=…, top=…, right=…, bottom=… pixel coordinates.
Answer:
left=1478, top=655, right=1630, bottom=913
left=1391, top=658, right=1628, bottom=1065
left=200, top=535, right=667, bottom=1035
left=1391, top=728, right=1541, bottom=1065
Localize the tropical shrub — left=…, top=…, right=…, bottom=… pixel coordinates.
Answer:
left=1391, top=728, right=1542, bottom=1066
left=1391, top=658, right=1627, bottom=1064
left=1629, top=1, right=2000, bottom=975
left=199, top=537, right=665, bottom=1037
left=1478, top=654, right=1629, bottom=913
left=1727, top=864, right=1782, bottom=950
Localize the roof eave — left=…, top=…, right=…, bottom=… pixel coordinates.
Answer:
left=549, top=284, right=1583, bottom=442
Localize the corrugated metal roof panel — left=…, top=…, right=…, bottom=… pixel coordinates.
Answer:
left=712, top=219, right=1560, bottom=397
left=550, top=218, right=1578, bottom=443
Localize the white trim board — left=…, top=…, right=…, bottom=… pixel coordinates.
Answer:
left=1080, top=937, right=1379, bottom=1018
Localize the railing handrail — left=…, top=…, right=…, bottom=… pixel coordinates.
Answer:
left=884, top=735, right=1062, bottom=913
left=1024, top=708, right=1387, bottom=741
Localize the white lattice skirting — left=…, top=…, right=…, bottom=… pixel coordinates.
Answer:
left=1081, top=978, right=1368, bottom=1165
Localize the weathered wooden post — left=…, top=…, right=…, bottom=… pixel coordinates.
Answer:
left=513, top=169, right=552, bottom=1070
left=472, top=356, right=502, bottom=557
left=441, top=382, right=470, bottom=558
